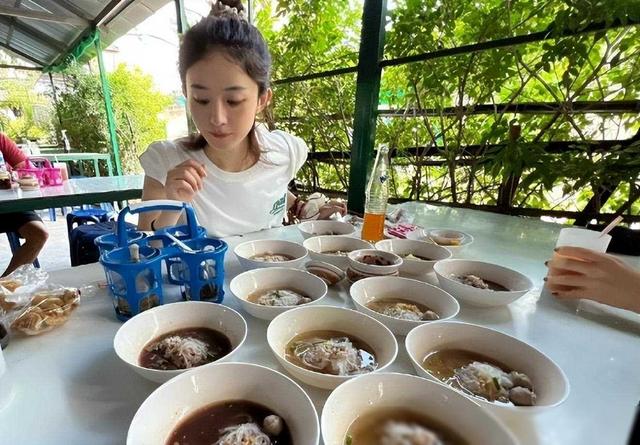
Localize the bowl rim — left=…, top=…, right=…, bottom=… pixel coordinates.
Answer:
left=320, top=371, right=519, bottom=445
left=349, top=275, right=460, bottom=324
left=113, top=301, right=248, bottom=375
left=305, top=260, right=345, bottom=275
left=429, top=228, right=467, bottom=240
left=233, top=238, right=308, bottom=264
left=303, top=235, right=372, bottom=255
left=267, top=304, right=399, bottom=382
left=297, top=219, right=356, bottom=235
left=374, top=238, right=453, bottom=262
left=229, top=267, right=330, bottom=310
left=347, top=248, right=403, bottom=272
left=433, top=259, right=534, bottom=293
left=127, top=361, right=320, bottom=443
left=405, top=320, right=571, bottom=409
left=409, top=228, right=474, bottom=246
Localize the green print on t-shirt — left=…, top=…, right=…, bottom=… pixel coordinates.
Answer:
left=270, top=194, right=286, bottom=216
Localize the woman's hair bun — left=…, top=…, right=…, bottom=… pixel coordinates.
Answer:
left=210, top=0, right=245, bottom=18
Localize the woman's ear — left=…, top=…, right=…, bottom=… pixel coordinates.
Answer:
left=256, top=88, right=272, bottom=113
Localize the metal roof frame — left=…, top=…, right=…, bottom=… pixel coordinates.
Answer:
left=0, top=0, right=171, bottom=70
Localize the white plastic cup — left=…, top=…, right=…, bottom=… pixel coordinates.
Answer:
left=552, top=228, right=615, bottom=316
left=53, top=162, right=69, bottom=181
left=555, top=227, right=611, bottom=252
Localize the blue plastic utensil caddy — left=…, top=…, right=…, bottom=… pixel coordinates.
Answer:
left=156, top=224, right=207, bottom=284
left=94, top=229, right=147, bottom=256
left=99, top=200, right=227, bottom=321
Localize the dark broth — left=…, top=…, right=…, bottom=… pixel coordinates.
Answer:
left=166, top=400, right=292, bottom=445
left=456, top=275, right=509, bottom=291
left=482, top=279, right=509, bottom=291
left=285, top=330, right=377, bottom=375
left=345, top=407, right=468, bottom=445
left=357, top=254, right=393, bottom=266
left=139, top=327, right=232, bottom=370
left=422, top=349, right=514, bottom=405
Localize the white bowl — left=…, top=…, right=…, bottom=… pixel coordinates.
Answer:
left=266, top=305, right=398, bottom=390
left=405, top=321, right=570, bottom=417
left=234, top=239, right=308, bottom=270
left=297, top=220, right=356, bottom=239
left=347, top=249, right=403, bottom=275
left=407, top=228, right=474, bottom=252
left=321, top=372, right=517, bottom=445
left=229, top=267, right=329, bottom=321
left=303, top=235, right=373, bottom=269
left=349, top=276, right=460, bottom=335
left=113, top=301, right=247, bottom=384
left=433, top=259, right=534, bottom=307
left=128, top=362, right=319, bottom=445
left=304, top=260, right=346, bottom=286
left=375, top=239, right=452, bottom=276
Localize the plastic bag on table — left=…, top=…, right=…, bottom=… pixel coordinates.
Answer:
left=7, top=285, right=81, bottom=336
left=0, top=264, right=49, bottom=312
left=384, top=207, right=421, bottom=239
left=0, top=263, right=48, bottom=294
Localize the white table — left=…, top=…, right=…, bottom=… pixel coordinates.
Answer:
left=1, top=203, right=638, bottom=445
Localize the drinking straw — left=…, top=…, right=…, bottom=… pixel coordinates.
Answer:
left=599, top=216, right=623, bottom=238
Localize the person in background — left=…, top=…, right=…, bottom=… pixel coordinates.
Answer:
left=0, top=132, right=49, bottom=276
left=545, top=246, right=640, bottom=314
left=137, top=0, right=346, bottom=236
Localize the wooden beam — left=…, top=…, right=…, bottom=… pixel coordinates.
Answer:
left=0, top=5, right=88, bottom=26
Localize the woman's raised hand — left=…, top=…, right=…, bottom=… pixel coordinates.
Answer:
left=165, top=160, right=207, bottom=202
left=545, top=246, right=640, bottom=313
left=318, top=199, right=348, bottom=220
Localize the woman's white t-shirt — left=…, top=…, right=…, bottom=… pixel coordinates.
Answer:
left=139, top=125, right=308, bottom=237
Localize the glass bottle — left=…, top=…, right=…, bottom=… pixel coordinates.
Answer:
left=361, top=145, right=390, bottom=242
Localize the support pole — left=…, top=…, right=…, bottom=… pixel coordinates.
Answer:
left=94, top=31, right=123, bottom=176
left=347, top=0, right=387, bottom=213
left=174, top=0, right=187, bottom=34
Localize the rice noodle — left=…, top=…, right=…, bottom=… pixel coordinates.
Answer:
left=256, top=289, right=311, bottom=306
left=215, top=423, right=271, bottom=445
left=292, top=336, right=377, bottom=376
left=381, top=420, right=443, bottom=445
left=146, top=335, right=212, bottom=369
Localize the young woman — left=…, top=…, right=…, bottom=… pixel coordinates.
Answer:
left=138, top=0, right=345, bottom=237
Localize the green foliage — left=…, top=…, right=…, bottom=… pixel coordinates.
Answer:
left=109, top=64, right=173, bottom=172
left=0, top=74, right=54, bottom=142
left=255, top=0, right=639, bottom=218
left=56, top=63, right=171, bottom=174
left=256, top=0, right=361, bottom=191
